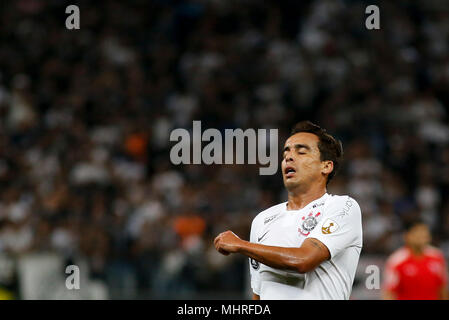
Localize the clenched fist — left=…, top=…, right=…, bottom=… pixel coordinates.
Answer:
left=214, top=230, right=244, bottom=255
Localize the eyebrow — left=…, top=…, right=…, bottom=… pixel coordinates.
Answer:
left=283, top=144, right=311, bottom=153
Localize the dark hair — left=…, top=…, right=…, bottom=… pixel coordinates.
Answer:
left=403, top=217, right=427, bottom=232
left=290, top=121, right=343, bottom=185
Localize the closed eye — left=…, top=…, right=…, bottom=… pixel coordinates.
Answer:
left=283, top=151, right=306, bottom=158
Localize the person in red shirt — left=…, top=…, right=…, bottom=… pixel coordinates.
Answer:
left=382, top=219, right=449, bottom=300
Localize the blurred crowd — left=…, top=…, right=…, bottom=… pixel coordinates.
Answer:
left=0, top=0, right=448, bottom=298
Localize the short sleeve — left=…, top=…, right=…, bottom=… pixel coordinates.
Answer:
left=436, top=252, right=448, bottom=288
left=249, top=218, right=261, bottom=295
left=307, top=196, right=362, bottom=259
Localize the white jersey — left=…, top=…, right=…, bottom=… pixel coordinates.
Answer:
left=249, top=193, right=362, bottom=300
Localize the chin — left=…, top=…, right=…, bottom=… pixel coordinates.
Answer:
left=284, top=179, right=300, bottom=191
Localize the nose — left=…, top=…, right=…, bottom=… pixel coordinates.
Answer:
left=284, top=153, right=293, bottom=163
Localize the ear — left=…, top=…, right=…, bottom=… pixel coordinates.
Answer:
left=321, top=160, right=334, bottom=177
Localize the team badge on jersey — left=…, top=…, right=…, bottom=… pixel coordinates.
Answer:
left=322, top=218, right=339, bottom=234
left=298, top=212, right=321, bottom=236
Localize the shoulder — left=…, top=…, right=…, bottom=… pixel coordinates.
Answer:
left=251, top=202, right=286, bottom=228
left=386, top=247, right=410, bottom=269
left=325, top=194, right=361, bottom=216
left=424, top=246, right=445, bottom=260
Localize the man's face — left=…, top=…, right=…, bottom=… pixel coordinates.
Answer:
left=405, top=224, right=431, bottom=250
left=281, top=132, right=328, bottom=191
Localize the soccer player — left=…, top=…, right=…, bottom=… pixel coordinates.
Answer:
left=382, top=219, right=449, bottom=300
left=214, top=121, right=363, bottom=299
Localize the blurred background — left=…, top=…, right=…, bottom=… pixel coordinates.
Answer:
left=0, top=0, right=448, bottom=299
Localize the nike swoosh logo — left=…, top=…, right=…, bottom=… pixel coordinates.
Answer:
left=258, top=230, right=269, bottom=242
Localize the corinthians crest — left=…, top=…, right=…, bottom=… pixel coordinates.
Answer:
left=298, top=212, right=321, bottom=236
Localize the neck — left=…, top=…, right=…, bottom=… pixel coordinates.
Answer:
left=408, top=245, right=425, bottom=256
left=286, top=183, right=327, bottom=210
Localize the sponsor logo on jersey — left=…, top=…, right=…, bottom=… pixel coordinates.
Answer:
left=322, top=218, right=339, bottom=234
left=264, top=214, right=279, bottom=225
left=337, top=198, right=353, bottom=217
left=250, top=258, right=260, bottom=270
left=258, top=230, right=269, bottom=242
left=298, top=212, right=321, bottom=236
left=312, top=202, right=324, bottom=209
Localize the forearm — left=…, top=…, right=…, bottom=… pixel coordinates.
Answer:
left=238, top=240, right=308, bottom=273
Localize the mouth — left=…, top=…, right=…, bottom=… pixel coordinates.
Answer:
left=284, top=166, right=296, bottom=178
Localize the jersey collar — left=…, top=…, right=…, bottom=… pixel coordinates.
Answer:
left=284, top=193, right=329, bottom=213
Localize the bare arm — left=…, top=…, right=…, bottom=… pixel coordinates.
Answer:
left=214, top=231, right=330, bottom=273
left=440, top=286, right=449, bottom=300
left=252, top=294, right=260, bottom=300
